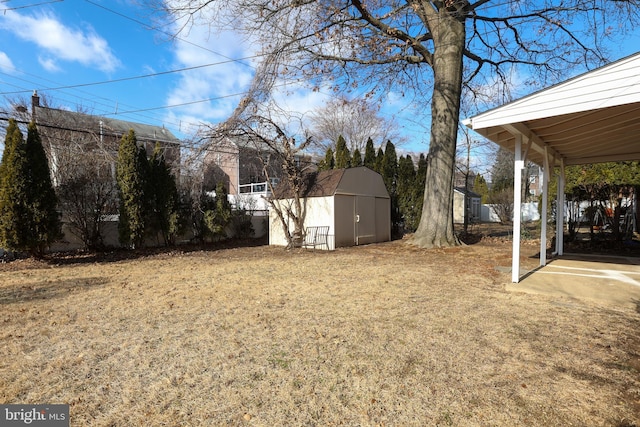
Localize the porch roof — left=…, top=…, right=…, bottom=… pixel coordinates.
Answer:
left=463, top=52, right=640, bottom=167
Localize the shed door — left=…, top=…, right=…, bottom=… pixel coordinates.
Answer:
left=355, top=196, right=376, bottom=245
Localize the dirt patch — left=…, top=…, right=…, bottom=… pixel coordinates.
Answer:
left=0, top=230, right=639, bottom=426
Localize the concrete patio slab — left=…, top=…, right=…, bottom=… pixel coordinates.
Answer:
left=506, top=253, right=640, bottom=311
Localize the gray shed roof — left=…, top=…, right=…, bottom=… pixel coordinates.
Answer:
left=454, top=187, right=481, bottom=198
left=274, top=166, right=389, bottom=199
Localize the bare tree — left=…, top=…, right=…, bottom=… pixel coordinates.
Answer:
left=455, top=125, right=477, bottom=234
left=56, top=156, right=118, bottom=249
left=195, top=50, right=315, bottom=249
left=251, top=115, right=314, bottom=249
left=309, top=97, right=405, bottom=153
left=154, top=0, right=639, bottom=248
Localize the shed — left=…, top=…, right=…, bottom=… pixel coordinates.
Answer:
left=269, top=167, right=391, bottom=249
left=453, top=187, right=481, bottom=224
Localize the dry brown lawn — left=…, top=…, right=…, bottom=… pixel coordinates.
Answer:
left=1, top=228, right=639, bottom=426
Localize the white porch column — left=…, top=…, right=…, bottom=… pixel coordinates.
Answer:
left=555, top=160, right=565, bottom=256
left=539, top=150, right=550, bottom=266
left=512, top=134, right=524, bottom=283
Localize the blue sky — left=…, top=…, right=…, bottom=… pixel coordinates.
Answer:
left=0, top=0, right=257, bottom=139
left=0, top=0, right=428, bottom=157
left=1, top=0, right=639, bottom=172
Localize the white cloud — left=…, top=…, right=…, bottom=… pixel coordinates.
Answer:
left=0, top=51, right=15, bottom=72
left=38, top=55, right=61, bottom=72
left=269, top=82, right=331, bottom=136
left=0, top=10, right=121, bottom=73
left=164, top=22, right=257, bottom=127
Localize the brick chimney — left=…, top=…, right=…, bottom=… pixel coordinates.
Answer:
left=31, top=90, right=40, bottom=119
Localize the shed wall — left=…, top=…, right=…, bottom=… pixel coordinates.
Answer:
left=453, top=191, right=465, bottom=223
left=268, top=167, right=391, bottom=249
left=268, top=199, right=294, bottom=247
left=355, top=196, right=377, bottom=245
left=334, top=194, right=355, bottom=247
left=269, top=197, right=336, bottom=248
left=375, top=197, right=391, bottom=242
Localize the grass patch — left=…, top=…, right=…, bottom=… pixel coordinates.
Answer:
left=0, top=229, right=639, bottom=425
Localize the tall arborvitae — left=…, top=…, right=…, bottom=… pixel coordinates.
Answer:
left=334, top=135, right=351, bottom=169
left=397, top=155, right=419, bottom=232
left=416, top=153, right=427, bottom=187
left=351, top=148, right=363, bottom=167
left=363, top=137, right=376, bottom=169
left=473, top=174, right=490, bottom=204
left=381, top=140, right=400, bottom=236
left=205, top=182, right=232, bottom=241
left=374, top=147, right=384, bottom=173
left=319, top=147, right=335, bottom=171
left=0, top=120, right=59, bottom=255
left=24, top=121, right=61, bottom=254
left=116, top=130, right=148, bottom=249
left=0, top=119, right=29, bottom=252
left=413, top=153, right=427, bottom=229
left=148, top=143, right=179, bottom=246
left=381, top=140, right=398, bottom=193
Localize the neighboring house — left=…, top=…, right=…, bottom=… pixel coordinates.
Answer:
left=527, top=165, right=542, bottom=198
left=31, top=91, right=181, bottom=183
left=269, top=167, right=391, bottom=250
left=203, top=136, right=314, bottom=212
left=29, top=91, right=181, bottom=250
left=453, top=187, right=481, bottom=224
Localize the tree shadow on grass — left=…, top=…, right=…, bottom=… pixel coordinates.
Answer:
left=458, top=232, right=483, bottom=245
left=33, top=237, right=269, bottom=267
left=455, top=222, right=517, bottom=245
left=0, top=277, right=108, bottom=305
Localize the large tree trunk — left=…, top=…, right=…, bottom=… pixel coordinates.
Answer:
left=411, top=9, right=465, bottom=248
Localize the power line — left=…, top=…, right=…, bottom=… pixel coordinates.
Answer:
left=83, top=0, right=255, bottom=72
left=0, top=114, right=199, bottom=152
left=0, top=58, right=260, bottom=95
left=0, top=70, right=190, bottom=132
left=0, top=0, right=262, bottom=133
left=0, top=0, right=62, bottom=12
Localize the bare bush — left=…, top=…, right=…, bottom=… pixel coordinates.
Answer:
left=488, top=188, right=514, bottom=225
